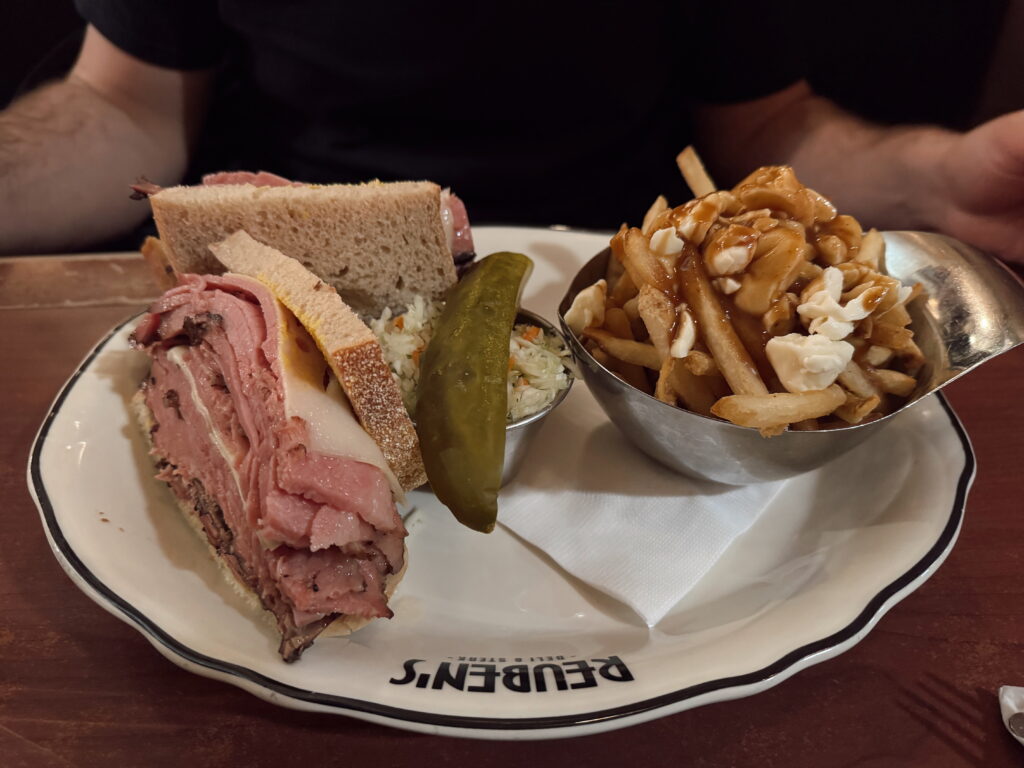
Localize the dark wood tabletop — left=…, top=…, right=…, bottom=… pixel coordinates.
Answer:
left=2, top=253, right=1022, bottom=768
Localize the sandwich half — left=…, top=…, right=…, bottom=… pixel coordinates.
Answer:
left=130, top=231, right=424, bottom=661
left=135, top=174, right=472, bottom=317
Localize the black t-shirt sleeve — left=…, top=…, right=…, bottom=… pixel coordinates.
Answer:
left=683, top=2, right=806, bottom=104
left=74, top=0, right=225, bottom=70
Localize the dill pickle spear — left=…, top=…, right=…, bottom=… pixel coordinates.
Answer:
left=416, top=252, right=533, bottom=533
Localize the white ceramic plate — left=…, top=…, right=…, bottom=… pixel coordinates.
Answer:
left=28, top=227, right=974, bottom=740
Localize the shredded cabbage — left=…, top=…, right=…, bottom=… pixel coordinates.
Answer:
left=370, top=296, right=570, bottom=421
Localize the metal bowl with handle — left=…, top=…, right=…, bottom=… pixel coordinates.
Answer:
left=558, top=232, right=1024, bottom=485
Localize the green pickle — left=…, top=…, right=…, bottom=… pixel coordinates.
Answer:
left=415, top=252, right=533, bottom=533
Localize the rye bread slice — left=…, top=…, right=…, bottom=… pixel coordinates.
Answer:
left=149, top=180, right=457, bottom=317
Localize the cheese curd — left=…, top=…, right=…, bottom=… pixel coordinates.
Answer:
left=649, top=227, right=686, bottom=273
left=564, top=278, right=607, bottom=335
left=797, top=266, right=875, bottom=341
left=708, top=246, right=751, bottom=276
left=669, top=305, right=697, bottom=359
left=765, top=333, right=854, bottom=393
left=650, top=227, right=685, bottom=258
left=713, top=276, right=742, bottom=295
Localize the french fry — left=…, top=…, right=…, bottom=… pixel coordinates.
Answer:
left=711, top=385, right=846, bottom=429
left=854, top=228, right=885, bottom=271
left=805, top=186, right=839, bottom=226
left=678, top=250, right=769, bottom=396
left=847, top=283, right=887, bottom=315
left=669, top=360, right=718, bottom=416
left=610, top=223, right=628, bottom=260
left=876, top=301, right=912, bottom=328
left=673, top=196, right=726, bottom=245
left=816, top=234, right=850, bottom=266
left=622, top=228, right=673, bottom=293
left=641, top=195, right=669, bottom=235
left=855, top=314, right=874, bottom=339
left=788, top=260, right=823, bottom=296
left=605, top=247, right=625, bottom=286
left=836, top=261, right=872, bottom=289
left=725, top=299, right=784, bottom=391
left=835, top=391, right=880, bottom=424
left=869, top=273, right=904, bottom=313
left=590, top=346, right=612, bottom=367
left=733, top=227, right=806, bottom=315
left=867, top=367, right=917, bottom=397
left=706, top=372, right=733, bottom=401
left=601, top=309, right=656, bottom=389
left=676, top=146, right=716, bottom=198
left=591, top=341, right=651, bottom=392
left=733, top=166, right=818, bottom=228
left=681, top=349, right=719, bottom=377
left=725, top=207, right=772, bottom=225
left=621, top=295, right=647, bottom=341
left=869, top=321, right=913, bottom=350
left=604, top=307, right=635, bottom=339
left=654, top=358, right=677, bottom=404
left=622, top=296, right=640, bottom=321
left=841, top=280, right=875, bottom=302
left=815, top=215, right=862, bottom=265
left=609, top=269, right=638, bottom=307
left=583, top=327, right=661, bottom=370
left=763, top=293, right=797, bottom=336
left=618, top=365, right=653, bottom=393
left=637, top=284, right=675, bottom=361
left=864, top=344, right=894, bottom=367
left=837, top=360, right=879, bottom=399
left=896, top=337, right=926, bottom=376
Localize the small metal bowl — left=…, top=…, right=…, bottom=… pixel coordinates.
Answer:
left=559, top=232, right=1024, bottom=485
left=501, top=308, right=575, bottom=485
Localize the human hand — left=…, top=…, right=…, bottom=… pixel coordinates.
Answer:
left=935, top=110, right=1024, bottom=264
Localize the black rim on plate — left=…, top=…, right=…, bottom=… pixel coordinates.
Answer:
left=29, top=315, right=975, bottom=733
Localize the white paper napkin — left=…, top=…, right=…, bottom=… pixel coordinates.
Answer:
left=500, top=389, right=786, bottom=626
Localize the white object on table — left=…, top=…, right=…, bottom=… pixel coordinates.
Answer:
left=999, top=686, right=1024, bottom=745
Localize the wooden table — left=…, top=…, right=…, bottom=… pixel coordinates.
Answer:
left=2, top=253, right=1023, bottom=767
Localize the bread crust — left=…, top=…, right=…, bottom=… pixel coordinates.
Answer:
left=330, top=340, right=427, bottom=490
left=210, top=230, right=427, bottom=491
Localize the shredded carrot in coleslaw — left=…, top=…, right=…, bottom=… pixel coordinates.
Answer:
left=521, top=325, right=541, bottom=342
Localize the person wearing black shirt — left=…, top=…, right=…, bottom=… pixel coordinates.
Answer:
left=1, top=1, right=1022, bottom=266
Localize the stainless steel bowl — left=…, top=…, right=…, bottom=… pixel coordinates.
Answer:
left=501, top=308, right=574, bottom=485
left=558, top=232, right=1024, bottom=485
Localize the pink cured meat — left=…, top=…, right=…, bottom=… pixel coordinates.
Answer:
left=131, top=273, right=406, bottom=661
left=201, top=170, right=302, bottom=187
left=444, top=192, right=475, bottom=259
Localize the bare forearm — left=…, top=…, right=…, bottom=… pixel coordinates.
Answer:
left=696, top=84, right=957, bottom=231
left=0, top=77, right=187, bottom=254
left=0, top=23, right=210, bottom=255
